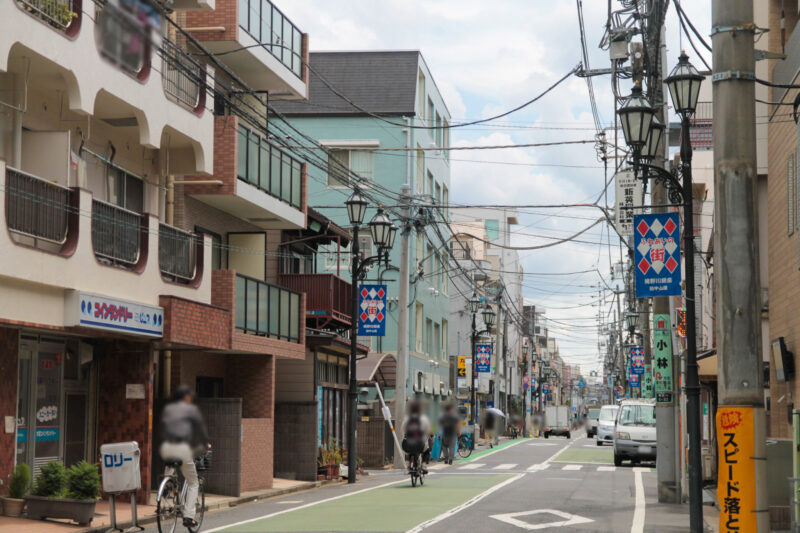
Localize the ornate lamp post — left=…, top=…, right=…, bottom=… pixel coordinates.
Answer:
left=469, top=297, right=495, bottom=450
left=345, top=191, right=395, bottom=484
left=618, top=51, right=704, bottom=530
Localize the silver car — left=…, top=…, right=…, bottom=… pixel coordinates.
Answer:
left=596, top=405, right=618, bottom=446
left=613, top=399, right=657, bottom=465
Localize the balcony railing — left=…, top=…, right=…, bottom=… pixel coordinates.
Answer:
left=236, top=273, right=301, bottom=343
left=91, top=199, right=141, bottom=267
left=95, top=0, right=152, bottom=78
left=160, top=38, right=204, bottom=111
left=238, top=0, right=303, bottom=78
left=17, top=0, right=80, bottom=33
left=237, top=124, right=302, bottom=209
left=159, top=223, right=197, bottom=282
left=279, top=273, right=351, bottom=326
left=5, top=167, right=71, bottom=244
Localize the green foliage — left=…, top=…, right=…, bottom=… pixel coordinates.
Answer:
left=8, top=464, right=31, bottom=499
left=319, top=438, right=343, bottom=466
left=32, top=461, right=66, bottom=498
left=66, top=461, right=100, bottom=501
left=21, top=0, right=77, bottom=30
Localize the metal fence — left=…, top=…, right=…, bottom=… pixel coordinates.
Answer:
left=159, top=223, right=197, bottom=282
left=17, top=0, right=77, bottom=32
left=237, top=125, right=303, bottom=209
left=94, top=1, right=149, bottom=76
left=91, top=199, right=141, bottom=266
left=238, top=0, right=303, bottom=78
left=235, top=273, right=301, bottom=342
left=5, top=167, right=71, bottom=244
left=160, top=38, right=203, bottom=109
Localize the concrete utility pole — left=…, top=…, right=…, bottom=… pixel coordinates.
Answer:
left=712, top=0, right=769, bottom=530
left=392, top=184, right=412, bottom=469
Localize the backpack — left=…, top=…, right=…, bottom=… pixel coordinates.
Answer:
left=402, top=415, right=425, bottom=454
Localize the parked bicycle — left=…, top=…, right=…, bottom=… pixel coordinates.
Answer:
left=457, top=433, right=473, bottom=458
left=156, top=451, right=211, bottom=533
left=408, top=452, right=425, bottom=487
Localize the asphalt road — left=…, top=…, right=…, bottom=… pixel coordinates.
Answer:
left=142, top=433, right=689, bottom=533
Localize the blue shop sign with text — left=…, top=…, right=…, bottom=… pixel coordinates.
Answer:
left=357, top=285, right=387, bottom=336
left=475, top=344, right=492, bottom=373
left=633, top=213, right=681, bottom=297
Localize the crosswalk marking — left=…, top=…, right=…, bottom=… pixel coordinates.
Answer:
left=429, top=463, right=448, bottom=470
left=562, top=464, right=582, bottom=471
left=492, top=463, right=517, bottom=470
left=526, top=463, right=550, bottom=472
left=459, top=463, right=485, bottom=470
left=597, top=466, right=616, bottom=472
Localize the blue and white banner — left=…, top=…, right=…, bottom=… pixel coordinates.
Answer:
left=630, top=346, right=645, bottom=375
left=475, top=344, right=492, bottom=373
left=357, top=285, right=387, bottom=336
left=65, top=291, right=163, bottom=337
left=633, top=212, right=681, bottom=297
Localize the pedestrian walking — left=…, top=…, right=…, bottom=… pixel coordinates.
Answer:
left=438, top=404, right=460, bottom=465
left=483, top=409, right=499, bottom=447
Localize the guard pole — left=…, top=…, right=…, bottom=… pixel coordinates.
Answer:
left=712, top=0, right=769, bottom=530
left=375, top=383, right=404, bottom=462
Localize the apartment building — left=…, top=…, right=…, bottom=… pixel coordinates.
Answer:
left=0, top=0, right=310, bottom=500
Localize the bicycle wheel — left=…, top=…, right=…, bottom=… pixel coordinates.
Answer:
left=457, top=437, right=472, bottom=458
left=156, top=477, right=179, bottom=533
left=188, top=478, right=205, bottom=533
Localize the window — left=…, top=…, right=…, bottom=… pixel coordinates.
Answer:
left=435, top=183, right=442, bottom=205
left=485, top=219, right=499, bottom=240
left=618, top=404, right=656, bottom=426
left=434, top=323, right=440, bottom=360
left=443, top=120, right=450, bottom=159
left=320, top=235, right=372, bottom=272
left=428, top=98, right=435, bottom=126
left=416, top=231, right=424, bottom=268
left=435, top=112, right=442, bottom=146
left=427, top=171, right=434, bottom=197
left=442, top=185, right=449, bottom=221
left=107, top=167, right=143, bottom=213
left=426, top=318, right=433, bottom=355
left=417, top=70, right=426, bottom=120
left=440, top=252, right=447, bottom=293
left=237, top=124, right=302, bottom=208
left=426, top=244, right=433, bottom=279
left=442, top=319, right=448, bottom=361
left=195, top=226, right=222, bottom=270
left=415, top=303, right=424, bottom=353
left=416, top=147, right=425, bottom=194
left=327, top=149, right=374, bottom=188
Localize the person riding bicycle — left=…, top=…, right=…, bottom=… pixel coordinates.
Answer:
left=160, top=385, right=210, bottom=530
left=400, top=401, right=431, bottom=474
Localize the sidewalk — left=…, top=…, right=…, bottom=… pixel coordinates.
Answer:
left=0, top=478, right=343, bottom=533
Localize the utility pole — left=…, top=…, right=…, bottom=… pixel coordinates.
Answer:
left=392, top=184, right=412, bottom=469
left=712, top=0, right=769, bottom=530
left=494, top=300, right=503, bottom=410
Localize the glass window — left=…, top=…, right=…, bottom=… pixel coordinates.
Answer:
left=248, top=0, right=259, bottom=38
left=248, top=132, right=260, bottom=185
left=246, top=279, right=258, bottom=331
left=272, top=11, right=283, bottom=55
left=279, top=290, right=290, bottom=338
left=260, top=3, right=272, bottom=46
left=283, top=17, right=292, bottom=65
left=269, top=285, right=280, bottom=336
left=292, top=28, right=302, bottom=76
left=599, top=407, right=617, bottom=421
left=290, top=292, right=300, bottom=340
left=416, top=148, right=424, bottom=194
left=259, top=142, right=270, bottom=191
left=239, top=0, right=249, bottom=33
left=291, top=161, right=301, bottom=208
left=349, top=150, right=374, bottom=181
left=485, top=219, right=499, bottom=240
left=618, top=404, right=655, bottom=426
left=236, top=276, right=246, bottom=329
left=238, top=126, right=248, bottom=180
left=258, top=283, right=268, bottom=334
left=271, top=147, right=282, bottom=196
left=327, top=150, right=349, bottom=187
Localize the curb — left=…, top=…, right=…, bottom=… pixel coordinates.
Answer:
left=79, top=478, right=344, bottom=533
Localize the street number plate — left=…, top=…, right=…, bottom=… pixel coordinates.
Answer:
left=638, top=446, right=652, bottom=454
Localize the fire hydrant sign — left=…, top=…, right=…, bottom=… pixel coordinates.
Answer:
left=653, top=313, right=674, bottom=404
left=633, top=212, right=681, bottom=297
left=357, top=284, right=386, bottom=336
left=717, top=407, right=757, bottom=533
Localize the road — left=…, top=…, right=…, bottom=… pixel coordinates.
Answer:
left=143, top=433, right=692, bottom=532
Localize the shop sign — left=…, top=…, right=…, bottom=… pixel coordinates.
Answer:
left=475, top=344, right=491, bottom=373
left=633, top=212, right=681, bottom=297
left=65, top=291, right=164, bottom=337
left=357, top=285, right=387, bottom=336
left=717, top=407, right=757, bottom=533
left=653, top=313, right=674, bottom=404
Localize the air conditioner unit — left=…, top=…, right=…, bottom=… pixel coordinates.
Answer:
left=424, top=373, right=434, bottom=394
left=413, top=371, right=424, bottom=393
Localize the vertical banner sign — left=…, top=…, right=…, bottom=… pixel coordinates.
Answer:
left=653, top=313, right=674, bottom=404
left=475, top=344, right=492, bottom=373
left=357, top=284, right=387, bottom=336
left=642, top=364, right=653, bottom=399
left=633, top=212, right=682, bottom=297
left=457, top=356, right=469, bottom=378
left=717, top=407, right=757, bottom=533
left=614, top=170, right=643, bottom=236
left=630, top=346, right=645, bottom=375
left=628, top=373, right=640, bottom=388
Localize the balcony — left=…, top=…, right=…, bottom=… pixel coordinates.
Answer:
left=94, top=0, right=152, bottom=81
left=91, top=199, right=142, bottom=268
left=184, top=0, right=307, bottom=97
left=160, top=37, right=206, bottom=114
left=6, top=167, right=72, bottom=248
left=16, top=0, right=81, bottom=36
left=279, top=273, right=352, bottom=329
left=185, top=115, right=306, bottom=230
left=235, top=273, right=301, bottom=343
left=159, top=223, right=198, bottom=283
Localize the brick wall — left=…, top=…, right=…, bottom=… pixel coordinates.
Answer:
left=183, top=0, right=239, bottom=44
left=160, top=295, right=230, bottom=350
left=0, top=327, right=18, bottom=493
left=273, top=402, right=317, bottom=481
left=241, top=417, right=273, bottom=491
left=96, top=341, right=153, bottom=504
left=183, top=116, right=238, bottom=199
left=225, top=354, right=274, bottom=418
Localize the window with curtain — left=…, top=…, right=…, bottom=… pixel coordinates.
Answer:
left=417, top=70, right=426, bottom=119
left=327, top=148, right=374, bottom=187
left=416, top=148, right=425, bottom=194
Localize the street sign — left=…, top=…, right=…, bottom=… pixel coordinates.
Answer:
left=676, top=308, right=687, bottom=338
left=457, top=356, right=470, bottom=377
left=642, top=364, right=653, bottom=398
left=614, top=169, right=643, bottom=237
left=653, top=313, right=674, bottom=405
left=633, top=212, right=682, bottom=297
left=629, top=346, right=645, bottom=375
left=523, top=375, right=529, bottom=390
left=475, top=344, right=492, bottom=373
left=357, top=284, right=387, bottom=336
left=717, top=407, right=758, bottom=532
left=629, top=374, right=640, bottom=388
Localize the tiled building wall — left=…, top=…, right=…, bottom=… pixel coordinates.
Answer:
left=241, top=417, right=273, bottom=491
left=196, top=398, right=242, bottom=496
left=0, top=327, right=18, bottom=493
left=96, top=340, right=154, bottom=504
left=273, top=402, right=317, bottom=481
left=225, top=355, right=274, bottom=418
left=160, top=295, right=230, bottom=350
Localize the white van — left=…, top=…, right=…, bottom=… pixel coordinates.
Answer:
left=613, top=399, right=656, bottom=466
left=596, top=404, right=618, bottom=445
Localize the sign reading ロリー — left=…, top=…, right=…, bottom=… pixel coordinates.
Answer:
left=653, top=313, right=674, bottom=404
left=65, top=291, right=163, bottom=337
left=633, top=212, right=682, bottom=297
left=357, top=284, right=387, bottom=336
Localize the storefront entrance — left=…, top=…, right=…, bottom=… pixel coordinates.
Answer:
left=16, top=334, right=92, bottom=473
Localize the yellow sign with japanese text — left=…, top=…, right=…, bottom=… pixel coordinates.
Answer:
left=457, top=356, right=470, bottom=377
left=717, top=406, right=757, bottom=533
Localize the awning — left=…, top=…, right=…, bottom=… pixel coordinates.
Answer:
left=697, top=349, right=717, bottom=379
left=357, top=352, right=397, bottom=388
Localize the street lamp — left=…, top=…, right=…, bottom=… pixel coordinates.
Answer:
left=625, top=310, right=639, bottom=334
left=468, top=297, right=496, bottom=450
left=617, top=52, right=704, bottom=530
left=346, top=192, right=396, bottom=484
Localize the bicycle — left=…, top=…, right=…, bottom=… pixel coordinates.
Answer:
left=156, top=451, right=211, bottom=533
left=408, top=452, right=425, bottom=487
left=456, top=433, right=473, bottom=458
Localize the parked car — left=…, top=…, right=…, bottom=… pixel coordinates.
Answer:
left=586, top=407, right=601, bottom=438
left=596, top=404, right=619, bottom=446
left=613, top=399, right=657, bottom=466
left=543, top=405, right=570, bottom=439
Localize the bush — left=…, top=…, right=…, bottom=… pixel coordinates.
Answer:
left=8, top=464, right=30, bottom=499
left=66, top=461, right=100, bottom=501
left=32, top=461, right=66, bottom=498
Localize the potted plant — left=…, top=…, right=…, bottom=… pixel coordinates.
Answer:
left=26, top=461, right=99, bottom=526
left=2, top=463, right=30, bottom=517
left=317, top=439, right=342, bottom=480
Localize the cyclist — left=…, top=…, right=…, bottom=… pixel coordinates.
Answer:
left=160, top=385, right=210, bottom=530
left=400, top=401, right=431, bottom=474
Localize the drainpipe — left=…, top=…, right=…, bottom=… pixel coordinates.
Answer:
left=162, top=167, right=174, bottom=397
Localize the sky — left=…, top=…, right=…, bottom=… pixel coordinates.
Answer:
left=280, top=1, right=713, bottom=374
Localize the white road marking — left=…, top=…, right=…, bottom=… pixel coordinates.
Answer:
left=527, top=442, right=558, bottom=446
left=429, top=463, right=448, bottom=470
left=458, top=438, right=530, bottom=462
left=631, top=467, right=648, bottom=533
left=597, top=466, right=616, bottom=472
left=526, top=436, right=579, bottom=473
left=459, top=463, right=485, bottom=470
left=203, top=478, right=406, bottom=533
left=274, top=500, right=303, bottom=504
left=490, top=509, right=594, bottom=530
left=407, top=473, right=524, bottom=533
left=526, top=463, right=550, bottom=472
left=562, top=464, right=582, bottom=471
left=493, top=463, right=517, bottom=470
